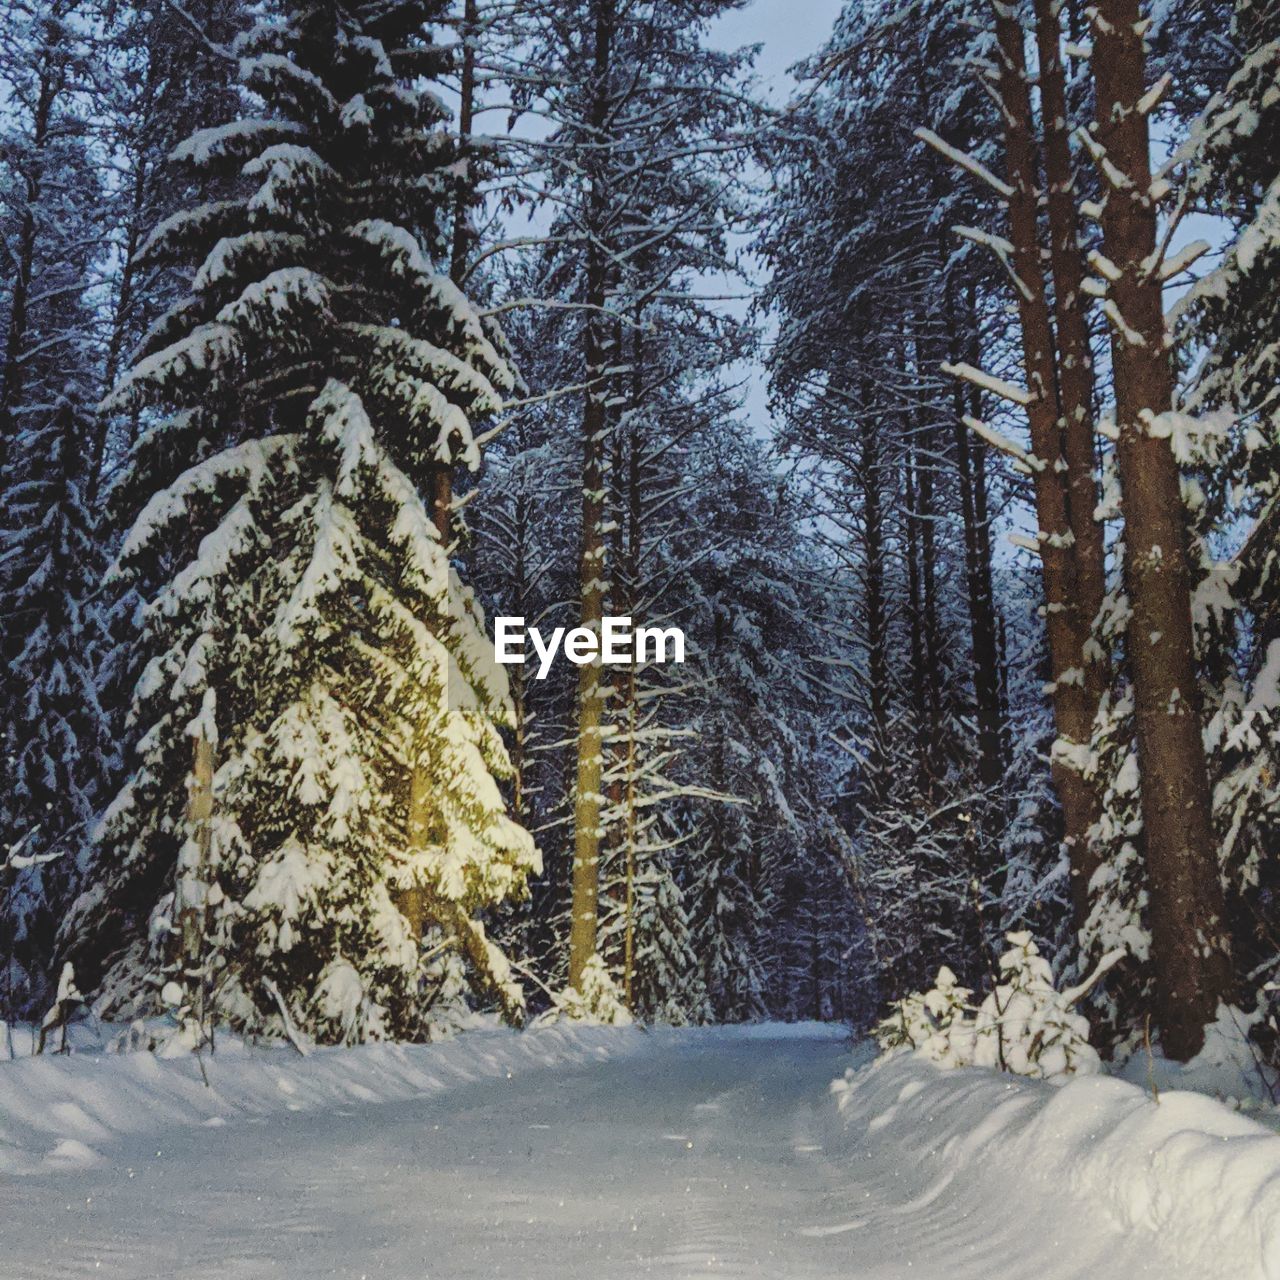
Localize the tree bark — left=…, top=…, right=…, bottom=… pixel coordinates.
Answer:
left=859, top=382, right=889, bottom=790
left=178, top=723, right=215, bottom=1032
left=449, top=0, right=478, bottom=285
left=902, top=443, right=931, bottom=794
left=1089, top=0, right=1233, bottom=1060
left=916, top=401, right=942, bottom=776
left=1032, top=0, right=1106, bottom=637
left=949, top=282, right=1006, bottom=794
left=396, top=0, right=481, bottom=942
left=617, top=326, right=644, bottom=1010
left=507, top=486, right=532, bottom=827
left=568, top=0, right=615, bottom=991
left=427, top=0, right=480, bottom=546
left=991, top=6, right=1103, bottom=934
left=1028, top=0, right=1111, bottom=921
left=0, top=39, right=61, bottom=474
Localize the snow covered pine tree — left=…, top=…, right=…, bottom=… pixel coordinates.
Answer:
left=0, top=0, right=110, bottom=1017
left=63, top=0, right=538, bottom=1043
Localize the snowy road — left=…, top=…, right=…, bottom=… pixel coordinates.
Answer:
left=0, top=1026, right=1226, bottom=1278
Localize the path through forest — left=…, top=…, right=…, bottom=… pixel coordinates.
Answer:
left=0, top=1026, right=1217, bottom=1278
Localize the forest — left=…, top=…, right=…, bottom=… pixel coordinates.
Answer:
left=0, top=0, right=1278, bottom=1089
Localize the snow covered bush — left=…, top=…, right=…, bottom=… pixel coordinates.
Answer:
left=535, top=956, right=633, bottom=1027
left=970, top=933, right=1101, bottom=1079
left=875, top=934, right=1102, bottom=1082
left=61, top=0, right=539, bottom=1043
left=874, top=966, right=974, bottom=1068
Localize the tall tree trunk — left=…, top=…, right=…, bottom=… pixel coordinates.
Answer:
left=568, top=0, right=615, bottom=991
left=991, top=7, right=1102, bottom=934
left=902, top=444, right=931, bottom=794
left=1029, top=0, right=1109, bottom=922
left=0, top=52, right=60, bottom=473
left=618, top=326, right=644, bottom=1009
left=600, top=315, right=629, bottom=978
left=179, top=720, right=215, bottom=1031
left=859, top=382, right=889, bottom=790
left=394, top=0, right=487, bottom=976
left=1032, top=0, right=1106, bottom=638
left=449, top=0, right=478, bottom=284
left=1089, top=0, right=1233, bottom=1059
left=508, top=487, right=531, bottom=827
left=948, top=282, right=1005, bottom=795
left=90, top=111, right=156, bottom=503
left=915, top=409, right=942, bottom=775
left=428, top=0, right=479, bottom=543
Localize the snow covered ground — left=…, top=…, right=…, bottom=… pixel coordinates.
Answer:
left=0, top=1023, right=1277, bottom=1278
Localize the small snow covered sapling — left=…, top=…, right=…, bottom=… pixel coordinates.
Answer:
left=535, top=956, right=633, bottom=1027
left=971, top=933, right=1101, bottom=1079
left=36, top=963, right=83, bottom=1054
left=876, top=934, right=1117, bottom=1082
left=875, top=966, right=974, bottom=1068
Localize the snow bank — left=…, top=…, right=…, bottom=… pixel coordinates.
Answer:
left=1114, top=1003, right=1279, bottom=1120
left=0, top=1024, right=647, bottom=1177
left=834, top=1051, right=1280, bottom=1280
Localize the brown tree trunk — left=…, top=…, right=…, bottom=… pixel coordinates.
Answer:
left=394, top=4, right=486, bottom=974
left=948, top=283, right=1006, bottom=794
left=859, top=383, right=888, bottom=787
left=427, top=0, right=479, bottom=547
left=450, top=0, right=478, bottom=285
left=599, top=316, right=629, bottom=979
left=0, top=51, right=60, bottom=472
left=1089, top=0, right=1233, bottom=1060
left=179, top=724, right=215, bottom=1030
left=915, top=405, right=942, bottom=774
left=507, top=487, right=531, bottom=827
left=902, top=444, right=931, bottom=794
left=618, top=328, right=644, bottom=1010
left=1032, top=0, right=1106, bottom=639
left=1029, top=0, right=1110, bottom=922
left=991, top=7, right=1102, bottom=933
left=568, top=0, right=615, bottom=992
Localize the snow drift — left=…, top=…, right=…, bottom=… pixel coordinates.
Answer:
left=834, top=1051, right=1280, bottom=1280
left=0, top=1024, right=646, bottom=1177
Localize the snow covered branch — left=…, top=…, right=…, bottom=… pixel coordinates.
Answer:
left=914, top=128, right=1014, bottom=199
left=940, top=361, right=1033, bottom=407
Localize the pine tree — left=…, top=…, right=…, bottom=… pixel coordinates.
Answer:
left=931, top=0, right=1107, bottom=934
left=62, top=0, right=538, bottom=1041
left=491, top=0, right=761, bottom=995
left=1179, top=0, right=1280, bottom=1052
left=1087, top=0, right=1236, bottom=1059
left=89, top=0, right=247, bottom=497
left=0, top=0, right=110, bottom=1017
left=759, top=0, right=1020, bottom=1002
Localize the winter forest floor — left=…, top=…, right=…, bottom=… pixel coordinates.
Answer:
left=2, top=1024, right=1276, bottom=1280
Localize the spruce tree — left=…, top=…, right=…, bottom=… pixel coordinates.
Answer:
left=64, top=0, right=538, bottom=1041
left=0, top=0, right=109, bottom=1017
left=1181, top=0, right=1280, bottom=1049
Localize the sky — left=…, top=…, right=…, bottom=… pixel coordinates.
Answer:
left=471, top=0, right=850, bottom=436
left=703, top=0, right=850, bottom=431
left=708, top=0, right=848, bottom=97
